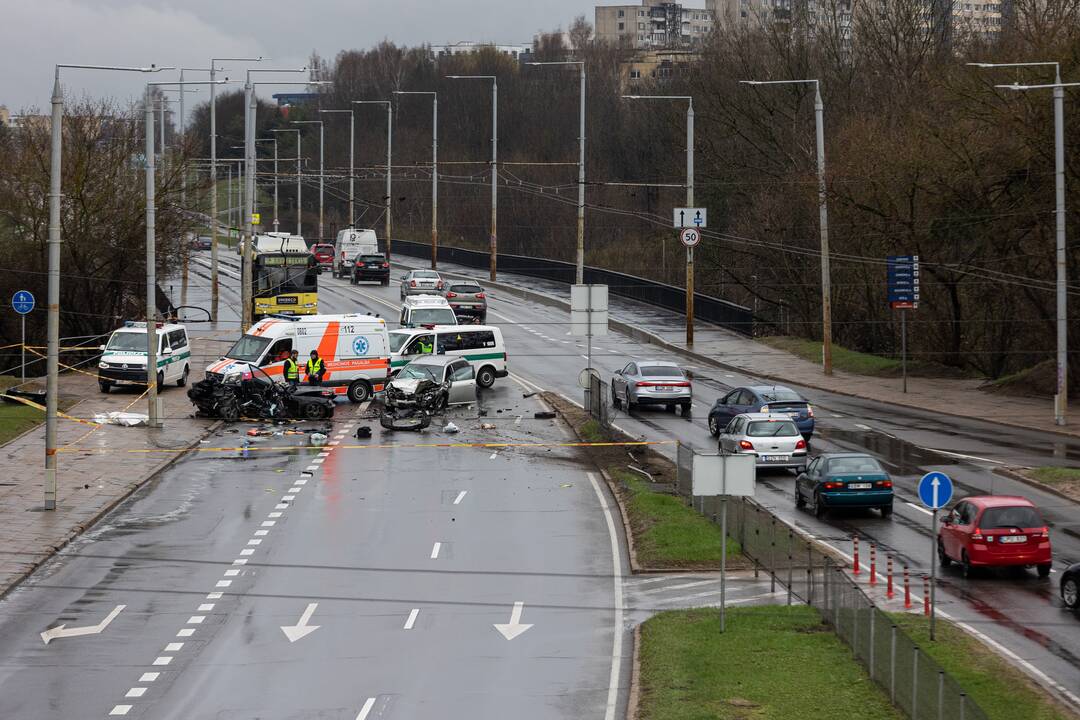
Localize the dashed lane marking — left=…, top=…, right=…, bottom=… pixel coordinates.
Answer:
left=404, top=609, right=420, bottom=630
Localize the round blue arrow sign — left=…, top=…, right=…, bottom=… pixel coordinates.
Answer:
left=11, top=290, right=35, bottom=315
left=918, top=471, right=953, bottom=510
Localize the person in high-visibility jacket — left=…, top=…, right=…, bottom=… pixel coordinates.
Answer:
left=417, top=337, right=434, bottom=354
left=283, top=350, right=300, bottom=388
left=306, top=350, right=326, bottom=386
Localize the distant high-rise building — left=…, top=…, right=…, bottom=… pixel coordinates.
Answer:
left=595, top=1, right=715, bottom=49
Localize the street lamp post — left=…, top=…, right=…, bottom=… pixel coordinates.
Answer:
left=447, top=75, right=499, bottom=281
left=320, top=109, right=356, bottom=227
left=292, top=119, right=325, bottom=241
left=972, top=61, right=1076, bottom=426
left=394, top=91, right=439, bottom=269
left=353, top=100, right=394, bottom=261
left=209, top=57, right=262, bottom=323
left=527, top=61, right=586, bottom=283
left=271, top=129, right=302, bottom=235
left=44, top=62, right=167, bottom=511
left=741, top=78, right=833, bottom=375
left=623, top=95, right=694, bottom=344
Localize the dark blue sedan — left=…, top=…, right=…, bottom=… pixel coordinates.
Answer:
left=708, top=385, right=815, bottom=439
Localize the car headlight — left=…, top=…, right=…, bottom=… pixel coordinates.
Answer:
left=303, top=303, right=315, bottom=308
left=99, top=361, right=110, bottom=369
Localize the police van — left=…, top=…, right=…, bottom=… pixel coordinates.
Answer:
left=98, top=321, right=191, bottom=393
left=399, top=295, right=458, bottom=328
left=206, top=314, right=390, bottom=402
left=388, top=325, right=507, bottom=388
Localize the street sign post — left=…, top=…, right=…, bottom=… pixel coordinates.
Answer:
left=571, top=284, right=609, bottom=405
left=673, top=207, right=707, bottom=228
left=918, top=470, right=953, bottom=640
left=679, top=228, right=700, bottom=247
left=887, top=255, right=919, bottom=393
left=12, top=290, right=35, bottom=383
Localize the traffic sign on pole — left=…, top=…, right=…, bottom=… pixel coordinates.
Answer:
left=12, top=290, right=35, bottom=315
left=673, top=207, right=707, bottom=228
left=918, top=471, right=953, bottom=509
left=679, top=228, right=701, bottom=247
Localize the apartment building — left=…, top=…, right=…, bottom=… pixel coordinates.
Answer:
left=430, top=41, right=532, bottom=61
left=596, top=1, right=715, bottom=49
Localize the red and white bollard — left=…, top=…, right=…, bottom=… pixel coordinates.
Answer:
left=903, top=566, right=912, bottom=609
left=869, top=544, right=877, bottom=586
left=923, top=574, right=931, bottom=617
left=852, top=535, right=861, bottom=575
left=886, top=554, right=895, bottom=599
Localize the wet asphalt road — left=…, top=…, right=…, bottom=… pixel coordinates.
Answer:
left=294, top=255, right=1080, bottom=703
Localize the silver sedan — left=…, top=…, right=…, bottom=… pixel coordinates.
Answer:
left=610, top=359, right=692, bottom=414
left=399, top=269, right=445, bottom=299
left=718, top=413, right=808, bottom=472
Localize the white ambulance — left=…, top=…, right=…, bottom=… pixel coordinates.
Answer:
left=206, top=314, right=390, bottom=402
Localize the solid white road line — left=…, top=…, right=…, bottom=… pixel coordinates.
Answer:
left=855, top=423, right=872, bottom=431
left=355, top=697, right=377, bottom=720
left=430, top=542, right=442, bottom=559
left=453, top=490, right=467, bottom=505
left=404, top=608, right=420, bottom=630
left=922, top=447, right=1004, bottom=465
left=587, top=471, right=624, bottom=720
left=905, top=502, right=933, bottom=516
left=637, top=579, right=718, bottom=595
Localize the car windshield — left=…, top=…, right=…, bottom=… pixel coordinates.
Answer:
left=826, top=457, right=884, bottom=474
left=746, top=420, right=799, bottom=437
left=411, top=308, right=456, bottom=326
left=399, top=364, right=438, bottom=381
left=359, top=255, right=385, bottom=263
left=414, top=271, right=439, bottom=279
left=226, top=335, right=271, bottom=363
left=640, top=366, right=683, bottom=377
left=449, top=284, right=482, bottom=294
left=106, top=332, right=148, bottom=352
left=758, top=388, right=803, bottom=403
left=388, top=332, right=413, bottom=353
left=980, top=506, right=1042, bottom=529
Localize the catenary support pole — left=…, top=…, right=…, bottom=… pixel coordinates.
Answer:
left=44, top=71, right=62, bottom=510
left=144, top=85, right=160, bottom=429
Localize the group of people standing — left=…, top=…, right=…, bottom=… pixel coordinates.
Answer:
left=283, top=350, right=325, bottom=388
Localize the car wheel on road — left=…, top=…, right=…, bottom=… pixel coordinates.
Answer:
left=937, top=540, right=952, bottom=568
left=795, top=488, right=806, bottom=509
left=219, top=399, right=239, bottom=423
left=479, top=314, right=487, bottom=324
left=350, top=274, right=357, bottom=285
left=961, top=551, right=974, bottom=579
left=666, top=403, right=676, bottom=413
left=156, top=371, right=165, bottom=390
left=611, top=382, right=621, bottom=409
left=814, top=493, right=827, bottom=519
left=1063, top=578, right=1079, bottom=609
left=177, top=366, right=189, bottom=387
left=680, top=402, right=692, bottom=417
left=382, top=279, right=389, bottom=287
left=880, top=504, right=893, bottom=519
left=1037, top=563, right=1052, bottom=578
left=476, top=366, right=496, bottom=389
left=708, top=415, right=719, bottom=436
left=625, top=390, right=635, bottom=412
left=98, top=381, right=111, bottom=394
left=347, top=380, right=371, bottom=404
left=303, top=402, right=328, bottom=420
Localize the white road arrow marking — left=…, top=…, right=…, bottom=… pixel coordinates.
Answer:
left=493, top=601, right=533, bottom=640
left=281, top=603, right=320, bottom=643
left=932, top=476, right=940, bottom=509
left=41, top=604, right=125, bottom=645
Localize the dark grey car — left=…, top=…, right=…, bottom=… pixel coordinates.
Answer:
left=444, top=282, right=487, bottom=323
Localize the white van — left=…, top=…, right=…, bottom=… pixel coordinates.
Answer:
left=98, top=321, right=191, bottom=393
left=332, top=228, right=379, bottom=279
left=206, top=313, right=390, bottom=402
left=389, top=325, right=507, bottom=388
left=400, top=295, right=458, bottom=328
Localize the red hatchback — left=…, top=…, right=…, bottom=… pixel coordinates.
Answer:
left=938, top=495, right=1052, bottom=577
left=311, top=243, right=335, bottom=272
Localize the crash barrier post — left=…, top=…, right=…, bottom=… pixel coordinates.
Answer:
left=853, top=534, right=861, bottom=575
left=904, top=566, right=912, bottom=609
left=887, top=554, right=895, bottom=599
left=870, top=543, right=877, bottom=586
left=923, top=575, right=931, bottom=617
left=391, top=239, right=756, bottom=336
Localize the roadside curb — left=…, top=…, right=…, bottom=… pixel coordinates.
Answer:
left=627, top=624, right=642, bottom=720
left=0, top=419, right=223, bottom=602
left=400, top=259, right=1080, bottom=443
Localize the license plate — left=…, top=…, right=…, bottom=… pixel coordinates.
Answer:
left=789, top=412, right=801, bottom=419
left=762, top=455, right=789, bottom=462
left=658, top=385, right=675, bottom=392
left=848, top=483, right=873, bottom=489
left=277, top=296, right=298, bottom=305
left=1000, top=535, right=1027, bottom=543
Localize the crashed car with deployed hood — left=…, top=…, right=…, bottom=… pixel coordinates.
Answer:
left=380, top=356, right=476, bottom=430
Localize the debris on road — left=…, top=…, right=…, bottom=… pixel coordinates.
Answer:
left=355, top=426, right=372, bottom=439
left=522, top=391, right=537, bottom=398
left=309, top=432, right=328, bottom=446
left=444, top=422, right=460, bottom=433
left=533, top=411, right=556, bottom=420
left=480, top=423, right=496, bottom=430
left=93, top=411, right=148, bottom=427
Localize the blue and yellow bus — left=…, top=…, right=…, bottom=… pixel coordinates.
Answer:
left=251, top=233, right=318, bottom=319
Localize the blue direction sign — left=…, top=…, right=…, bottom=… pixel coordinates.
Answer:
left=918, top=471, right=953, bottom=510
left=11, top=290, right=35, bottom=315
left=887, top=255, right=919, bottom=309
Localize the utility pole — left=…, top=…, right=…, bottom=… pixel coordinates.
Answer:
left=271, top=128, right=303, bottom=235
left=292, top=119, right=327, bottom=239
left=144, top=84, right=159, bottom=429
left=353, top=100, right=394, bottom=260
left=393, top=91, right=439, bottom=268
left=320, top=109, right=356, bottom=227
left=447, top=75, right=498, bottom=280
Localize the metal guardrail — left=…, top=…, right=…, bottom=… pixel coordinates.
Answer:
left=674, top=448, right=990, bottom=720
left=391, top=240, right=755, bottom=336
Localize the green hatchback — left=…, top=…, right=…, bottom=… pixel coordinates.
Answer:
left=795, top=453, right=894, bottom=518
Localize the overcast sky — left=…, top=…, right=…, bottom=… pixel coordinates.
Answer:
left=2, top=0, right=660, bottom=116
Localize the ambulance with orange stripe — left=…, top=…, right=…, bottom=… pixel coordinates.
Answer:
left=206, top=314, right=390, bottom=403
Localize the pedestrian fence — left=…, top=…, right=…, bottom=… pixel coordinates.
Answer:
left=674, top=445, right=989, bottom=720
left=585, top=372, right=611, bottom=428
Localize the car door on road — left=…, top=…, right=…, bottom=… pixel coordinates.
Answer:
left=715, top=389, right=753, bottom=424
left=797, top=457, right=823, bottom=501
left=943, top=501, right=974, bottom=559
left=614, top=363, right=636, bottom=397
left=718, top=416, right=746, bottom=453
left=447, top=360, right=477, bottom=405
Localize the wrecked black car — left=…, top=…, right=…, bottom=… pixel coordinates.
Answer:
left=188, top=364, right=335, bottom=422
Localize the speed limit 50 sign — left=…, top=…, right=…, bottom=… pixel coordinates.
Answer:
left=679, top=228, right=701, bottom=247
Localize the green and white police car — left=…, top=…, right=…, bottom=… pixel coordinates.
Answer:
left=97, top=321, right=191, bottom=393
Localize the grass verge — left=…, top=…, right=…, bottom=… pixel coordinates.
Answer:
left=891, top=614, right=1080, bottom=720
left=639, top=605, right=902, bottom=720
left=0, top=377, right=78, bottom=447
left=1021, top=466, right=1080, bottom=503
left=760, top=335, right=970, bottom=378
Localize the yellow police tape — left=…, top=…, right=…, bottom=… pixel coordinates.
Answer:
left=0, top=392, right=101, bottom=427
left=56, top=439, right=677, bottom=455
